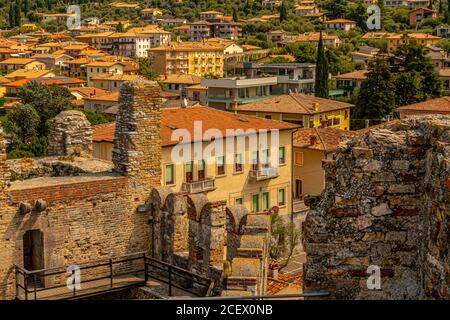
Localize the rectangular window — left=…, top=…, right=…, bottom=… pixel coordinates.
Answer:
left=252, top=194, right=260, bottom=212
left=278, top=188, right=286, bottom=207
left=261, top=149, right=270, bottom=168
left=235, top=197, right=243, bottom=205
left=251, top=151, right=259, bottom=171
left=279, top=147, right=286, bottom=165
left=295, top=151, right=304, bottom=166
left=165, top=164, right=175, bottom=185
left=185, top=161, right=193, bottom=183
left=197, top=160, right=206, bottom=181
left=216, top=156, right=225, bottom=176
left=262, top=192, right=270, bottom=211
left=234, top=153, right=243, bottom=173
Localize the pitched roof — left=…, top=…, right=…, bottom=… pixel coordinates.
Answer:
left=148, top=41, right=224, bottom=52
left=5, top=69, right=54, bottom=80
left=0, top=58, right=38, bottom=65
left=335, top=69, right=368, bottom=80
left=397, top=96, right=450, bottom=112
left=159, top=74, right=201, bottom=85
left=236, top=93, right=353, bottom=115
left=326, top=19, right=356, bottom=24
left=90, top=74, right=144, bottom=81
left=69, top=87, right=109, bottom=98
left=84, top=91, right=119, bottom=102
left=92, top=106, right=299, bottom=146
left=293, top=127, right=358, bottom=152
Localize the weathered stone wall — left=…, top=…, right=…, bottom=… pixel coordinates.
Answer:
left=303, top=116, right=450, bottom=299
left=113, top=80, right=162, bottom=189
left=0, top=80, right=162, bottom=299
left=47, top=110, right=93, bottom=157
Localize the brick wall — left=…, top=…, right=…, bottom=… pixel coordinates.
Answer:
left=303, top=116, right=450, bottom=299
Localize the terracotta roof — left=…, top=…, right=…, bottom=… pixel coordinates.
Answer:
left=236, top=93, right=353, bottom=115
left=84, top=91, right=119, bottom=102
left=92, top=106, right=299, bottom=145
left=69, top=87, right=109, bottom=98
left=335, top=69, right=368, bottom=80
left=0, top=58, right=38, bottom=65
left=293, top=127, right=358, bottom=152
left=397, top=96, right=450, bottom=112
left=148, top=41, right=224, bottom=52
left=0, top=75, right=10, bottom=84
left=5, top=69, right=54, bottom=80
left=67, top=57, right=93, bottom=65
left=440, top=69, right=450, bottom=77
left=326, top=19, right=356, bottom=24
left=91, top=74, right=144, bottom=81
left=3, top=77, right=86, bottom=88
left=159, top=74, right=201, bottom=85
left=86, top=61, right=125, bottom=67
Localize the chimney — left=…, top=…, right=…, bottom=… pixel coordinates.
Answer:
left=310, top=135, right=317, bottom=146
left=313, top=102, right=319, bottom=111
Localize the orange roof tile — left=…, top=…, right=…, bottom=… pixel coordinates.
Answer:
left=335, top=69, right=368, bottom=80
left=397, top=96, right=450, bottom=112
left=236, top=93, right=353, bottom=115
left=293, top=127, right=358, bottom=152
left=92, top=106, right=298, bottom=145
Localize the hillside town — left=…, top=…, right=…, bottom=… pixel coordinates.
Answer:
left=0, top=0, right=448, bottom=302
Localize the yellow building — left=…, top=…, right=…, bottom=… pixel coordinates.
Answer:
left=148, top=41, right=224, bottom=77
left=235, top=93, right=353, bottom=130
left=86, top=61, right=125, bottom=86
left=91, top=74, right=144, bottom=92
left=92, top=106, right=298, bottom=217
left=292, top=127, right=359, bottom=203
left=0, top=58, right=46, bottom=72
left=362, top=32, right=441, bottom=52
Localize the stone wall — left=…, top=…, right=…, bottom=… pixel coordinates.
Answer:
left=0, top=80, right=162, bottom=299
left=47, top=110, right=93, bottom=157
left=149, top=187, right=271, bottom=296
left=303, top=116, right=450, bottom=299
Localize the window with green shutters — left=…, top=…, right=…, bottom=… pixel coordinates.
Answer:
left=278, top=188, right=286, bottom=206
left=279, top=146, right=285, bottom=165
left=252, top=194, right=260, bottom=212
left=262, top=192, right=269, bottom=211
left=235, top=197, right=243, bottom=205
left=165, top=164, right=175, bottom=185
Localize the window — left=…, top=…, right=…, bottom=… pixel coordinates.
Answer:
left=251, top=151, right=259, bottom=171
left=278, top=188, right=286, bottom=207
left=197, top=160, right=206, bottom=181
left=216, top=156, right=225, bottom=176
left=265, top=115, right=272, bottom=119
left=165, top=164, right=175, bottom=185
left=235, top=197, right=243, bottom=205
left=262, top=192, right=270, bottom=211
left=279, top=147, right=286, bottom=165
left=252, top=194, right=260, bottom=212
left=261, top=149, right=270, bottom=168
left=234, top=153, right=243, bottom=173
left=185, top=161, right=193, bottom=183
left=295, top=151, right=304, bottom=166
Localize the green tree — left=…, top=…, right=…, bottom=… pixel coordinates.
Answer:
left=23, top=0, right=30, bottom=16
left=269, top=212, right=299, bottom=270
left=14, top=0, right=22, bottom=27
left=116, top=21, right=125, bottom=32
left=354, top=55, right=396, bottom=129
left=137, top=57, right=158, bottom=80
left=286, top=42, right=317, bottom=63
left=279, top=1, right=287, bottom=23
left=9, top=4, right=15, bottom=29
left=232, top=7, right=238, bottom=22
left=314, top=31, right=329, bottom=98
left=4, top=104, right=40, bottom=144
left=76, top=108, right=110, bottom=125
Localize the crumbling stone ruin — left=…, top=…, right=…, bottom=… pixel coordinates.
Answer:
left=47, top=110, right=93, bottom=157
left=149, top=187, right=271, bottom=296
left=304, top=116, right=450, bottom=299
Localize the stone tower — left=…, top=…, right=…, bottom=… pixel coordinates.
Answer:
left=47, top=110, right=93, bottom=157
left=113, top=80, right=162, bottom=189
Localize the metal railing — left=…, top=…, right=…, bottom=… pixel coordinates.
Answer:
left=181, top=177, right=216, bottom=194
left=14, top=253, right=214, bottom=300
left=249, top=166, right=279, bottom=181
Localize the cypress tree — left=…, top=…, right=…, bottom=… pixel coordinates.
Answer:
left=232, top=7, right=238, bottom=22
left=15, top=0, right=22, bottom=27
left=279, top=1, right=287, bottom=22
left=314, top=31, right=329, bottom=98
left=24, top=0, right=30, bottom=16
left=9, top=4, right=15, bottom=29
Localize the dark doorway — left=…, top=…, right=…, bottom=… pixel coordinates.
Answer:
left=295, top=179, right=303, bottom=199
left=23, top=230, right=44, bottom=287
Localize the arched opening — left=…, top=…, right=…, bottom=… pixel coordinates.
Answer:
left=23, top=230, right=44, bottom=286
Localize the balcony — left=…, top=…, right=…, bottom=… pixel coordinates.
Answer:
left=181, top=177, right=216, bottom=194
left=249, top=166, right=278, bottom=182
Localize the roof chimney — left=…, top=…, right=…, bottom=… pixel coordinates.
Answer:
left=310, top=135, right=317, bottom=146
left=313, top=101, right=319, bottom=111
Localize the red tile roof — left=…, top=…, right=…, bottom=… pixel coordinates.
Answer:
left=236, top=93, right=353, bottom=115
left=93, top=106, right=299, bottom=145
left=293, top=127, right=358, bottom=151
left=397, top=96, right=450, bottom=112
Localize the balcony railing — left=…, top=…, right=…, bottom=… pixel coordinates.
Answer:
left=249, top=166, right=278, bottom=181
left=181, top=177, right=216, bottom=194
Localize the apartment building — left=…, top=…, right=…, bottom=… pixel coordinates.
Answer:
left=0, top=58, right=45, bottom=72
left=90, top=74, right=144, bottom=92
left=234, top=92, right=353, bottom=130
left=201, top=76, right=279, bottom=110
left=281, top=32, right=340, bottom=48
left=92, top=106, right=298, bottom=217
left=243, top=62, right=316, bottom=94
left=334, top=69, right=368, bottom=98
left=41, top=13, right=77, bottom=24
left=86, top=61, right=125, bottom=86
left=409, top=8, right=437, bottom=27
left=188, top=21, right=242, bottom=41
left=148, top=42, right=224, bottom=77
left=362, top=32, right=441, bottom=51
